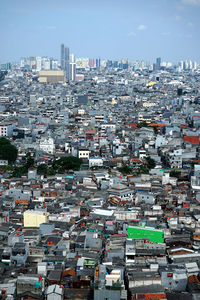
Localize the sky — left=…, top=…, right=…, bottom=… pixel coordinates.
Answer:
left=0, top=0, right=200, bottom=63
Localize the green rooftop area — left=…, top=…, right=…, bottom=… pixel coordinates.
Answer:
left=128, top=225, right=164, bottom=243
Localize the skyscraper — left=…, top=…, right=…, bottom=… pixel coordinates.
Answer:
left=69, top=53, right=76, bottom=81
left=61, top=43, right=65, bottom=70
left=70, top=53, right=75, bottom=63
left=70, top=63, right=76, bottom=81
left=60, top=43, right=70, bottom=81
left=96, top=58, right=101, bottom=69
left=156, top=57, right=161, bottom=70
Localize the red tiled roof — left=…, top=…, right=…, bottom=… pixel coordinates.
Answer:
left=142, top=294, right=166, bottom=299
left=112, top=158, right=122, bottom=162
left=130, top=158, right=142, bottom=162
left=148, top=123, right=165, bottom=127
left=85, top=129, right=96, bottom=134
left=180, top=124, right=188, bottom=129
left=127, top=123, right=138, bottom=129
left=183, top=135, right=199, bottom=145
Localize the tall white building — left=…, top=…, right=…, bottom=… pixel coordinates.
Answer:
left=20, top=57, right=26, bottom=68
left=70, top=62, right=76, bottom=81
left=184, top=60, right=189, bottom=70
left=193, top=61, right=198, bottom=70
left=189, top=60, right=193, bottom=70
left=29, top=57, right=36, bottom=69
left=42, top=57, right=51, bottom=70
left=178, top=61, right=184, bottom=71
left=70, top=53, right=75, bottom=63
left=51, top=59, right=59, bottom=70
left=36, top=57, right=42, bottom=71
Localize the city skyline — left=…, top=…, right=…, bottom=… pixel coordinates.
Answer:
left=0, top=0, right=200, bottom=63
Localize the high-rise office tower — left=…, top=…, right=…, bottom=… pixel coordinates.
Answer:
left=189, top=60, right=193, bottom=70
left=96, top=58, right=101, bottom=68
left=69, top=53, right=76, bottom=81
left=61, top=44, right=65, bottom=70
left=140, top=60, right=145, bottom=70
left=36, top=57, right=42, bottom=71
left=156, top=57, right=161, bottom=70
left=193, top=61, right=198, bottom=70
left=89, top=58, right=95, bottom=68
left=70, top=63, right=76, bottom=81
left=178, top=61, right=184, bottom=71
left=70, top=53, right=75, bottom=63
left=61, top=43, right=70, bottom=81
left=65, top=46, right=70, bottom=81
left=184, top=60, right=188, bottom=70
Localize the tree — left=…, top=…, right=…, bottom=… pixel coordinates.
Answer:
left=145, top=156, right=156, bottom=169
left=53, top=156, right=83, bottom=172
left=189, top=120, right=194, bottom=128
left=47, top=167, right=57, bottom=176
left=12, top=166, right=27, bottom=177
left=25, top=154, right=35, bottom=169
left=0, top=138, right=18, bottom=163
left=153, top=127, right=158, bottom=135
left=138, top=166, right=149, bottom=174
left=118, top=165, right=132, bottom=175
left=137, top=121, right=148, bottom=128
left=37, top=164, right=48, bottom=175
left=170, top=170, right=181, bottom=178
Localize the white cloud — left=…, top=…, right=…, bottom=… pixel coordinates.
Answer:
left=181, top=0, right=200, bottom=6
left=187, top=21, right=194, bottom=27
left=178, top=33, right=192, bottom=38
left=137, top=25, right=147, bottom=31
left=46, top=26, right=56, bottom=30
left=175, top=15, right=182, bottom=21
left=162, top=32, right=171, bottom=36
left=127, top=32, right=136, bottom=37
left=177, top=5, right=185, bottom=10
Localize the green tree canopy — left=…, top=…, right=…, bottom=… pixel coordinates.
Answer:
left=145, top=156, right=156, bottom=169
left=37, top=164, right=48, bottom=175
left=0, top=137, right=18, bottom=163
left=137, top=121, right=148, bottom=128
left=25, top=157, right=35, bottom=169
left=118, top=165, right=132, bottom=175
left=53, top=156, right=82, bottom=171
left=169, top=170, right=181, bottom=178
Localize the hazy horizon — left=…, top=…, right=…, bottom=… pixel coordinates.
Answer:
left=0, top=0, right=200, bottom=63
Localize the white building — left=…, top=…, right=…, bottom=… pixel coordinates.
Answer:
left=36, top=56, right=42, bottom=71
left=155, top=135, right=166, bottom=148
left=169, top=149, right=182, bottom=169
left=101, top=123, right=116, bottom=132
left=39, top=137, right=55, bottom=154
left=89, top=157, right=104, bottom=168
left=112, top=137, right=123, bottom=156
left=78, top=148, right=90, bottom=159
left=0, top=123, right=15, bottom=137
left=70, top=62, right=76, bottom=81
left=42, top=57, right=51, bottom=70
